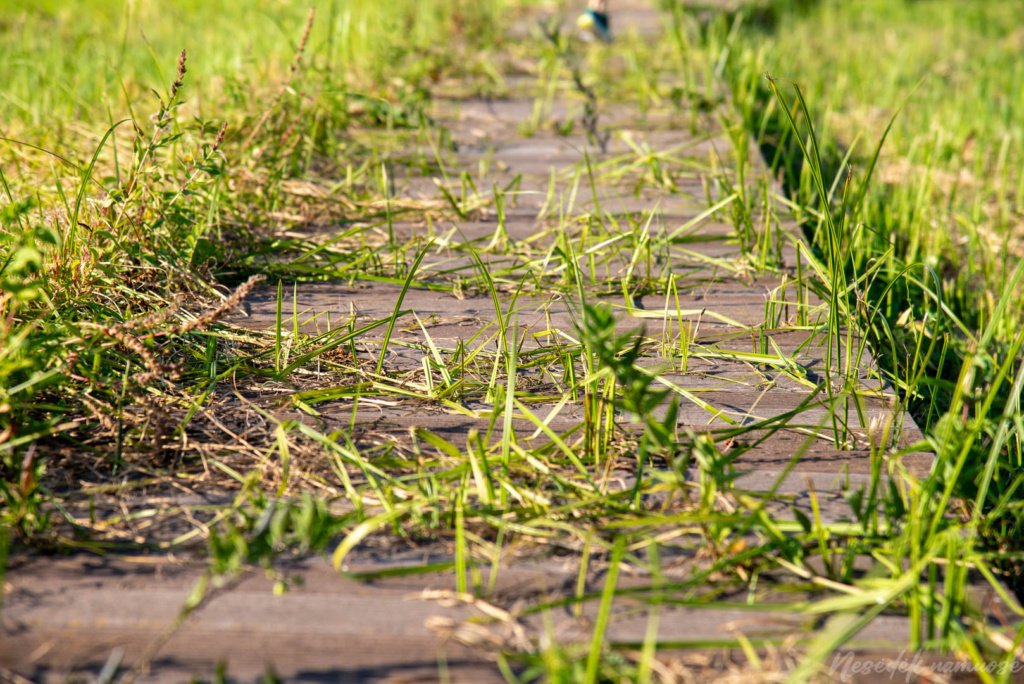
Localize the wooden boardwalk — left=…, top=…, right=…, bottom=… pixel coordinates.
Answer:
left=1, top=2, right=947, bottom=682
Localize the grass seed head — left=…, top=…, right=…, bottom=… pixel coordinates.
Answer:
left=175, top=274, right=266, bottom=335
left=171, top=48, right=188, bottom=100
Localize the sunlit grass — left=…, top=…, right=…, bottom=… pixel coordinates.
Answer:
left=4, top=0, right=1024, bottom=681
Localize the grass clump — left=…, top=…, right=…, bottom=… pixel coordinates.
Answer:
left=0, top=0, right=532, bottom=539
left=711, top=0, right=1024, bottom=664
left=726, top=0, right=1024, bottom=532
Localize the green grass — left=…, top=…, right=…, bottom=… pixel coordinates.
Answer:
left=723, top=0, right=1024, bottom=565
left=714, top=0, right=1024, bottom=676
left=1, top=0, right=515, bottom=127
left=0, top=0, right=529, bottom=532
left=3, top=0, right=1024, bottom=681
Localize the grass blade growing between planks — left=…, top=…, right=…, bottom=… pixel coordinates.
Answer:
left=375, top=240, right=432, bottom=376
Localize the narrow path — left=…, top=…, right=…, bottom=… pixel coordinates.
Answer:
left=2, top=2, right=944, bottom=682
